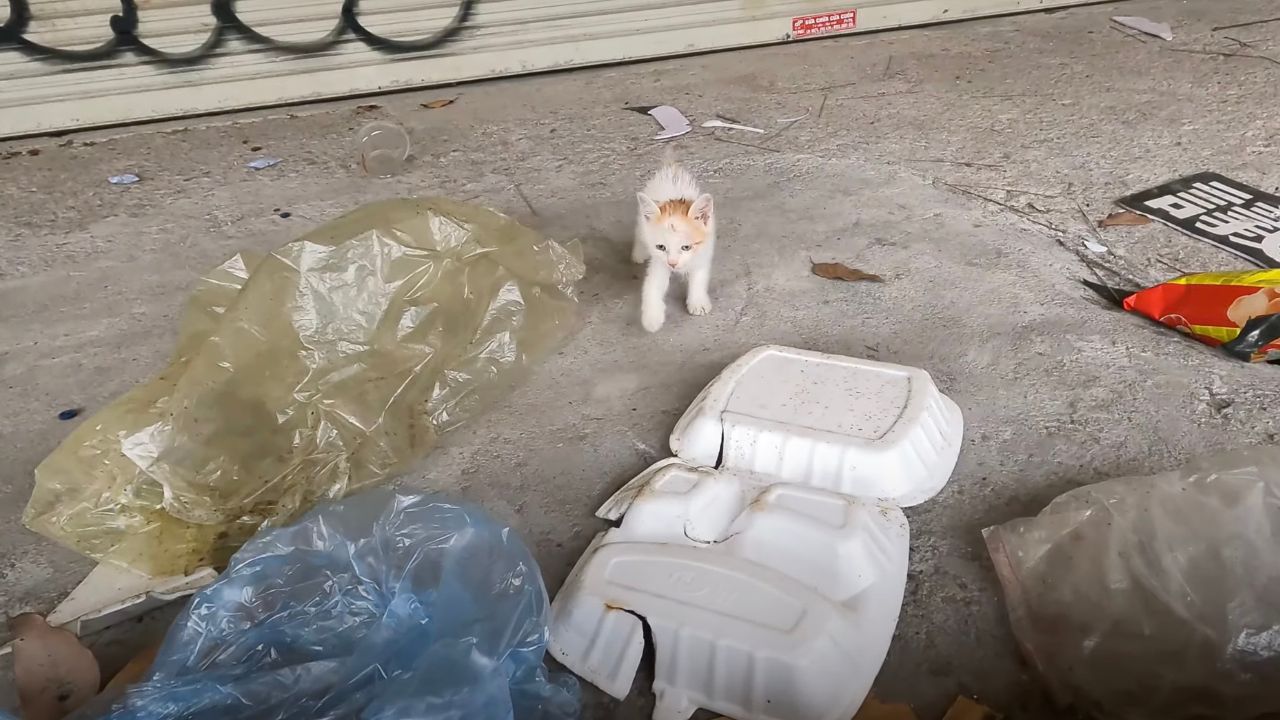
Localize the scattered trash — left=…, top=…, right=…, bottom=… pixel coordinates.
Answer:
left=24, top=198, right=584, bottom=576
left=276, top=210, right=292, bottom=219
left=420, top=97, right=457, bottom=109
left=26, top=148, right=41, bottom=157
left=93, top=489, right=580, bottom=720
left=1108, top=270, right=1280, bottom=363
left=1098, top=209, right=1151, bottom=227
left=1117, top=172, right=1280, bottom=268
left=984, top=448, right=1280, bottom=720
left=1083, top=239, right=1109, bottom=253
left=777, top=110, right=811, bottom=123
left=811, top=259, right=885, bottom=282
left=245, top=156, right=281, bottom=171
left=1112, top=16, right=1174, bottom=41
left=941, top=697, right=1001, bottom=720
left=647, top=105, right=692, bottom=140
left=356, top=120, right=411, bottom=177
left=56, top=408, right=81, bottom=421
left=249, top=144, right=263, bottom=152
left=107, top=174, right=140, bottom=185
left=103, top=641, right=161, bottom=694
left=854, top=695, right=919, bottom=720
left=551, top=346, right=964, bottom=720
left=355, top=102, right=382, bottom=112
left=10, top=613, right=100, bottom=720
left=700, top=118, right=765, bottom=133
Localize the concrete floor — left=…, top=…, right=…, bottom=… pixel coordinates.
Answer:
left=3, top=0, right=1280, bottom=716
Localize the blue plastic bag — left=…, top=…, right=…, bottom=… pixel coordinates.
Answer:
left=99, top=490, right=580, bottom=720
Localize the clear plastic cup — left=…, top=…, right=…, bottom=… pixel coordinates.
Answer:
left=356, top=121, right=411, bottom=178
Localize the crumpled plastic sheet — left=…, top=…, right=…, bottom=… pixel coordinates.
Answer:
left=984, top=449, right=1280, bottom=720
left=25, top=198, right=584, bottom=577
left=96, top=489, right=580, bottom=720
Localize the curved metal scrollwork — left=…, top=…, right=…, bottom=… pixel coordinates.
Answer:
left=0, top=0, right=473, bottom=64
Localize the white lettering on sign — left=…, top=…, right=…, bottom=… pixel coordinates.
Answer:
left=1144, top=182, right=1257, bottom=220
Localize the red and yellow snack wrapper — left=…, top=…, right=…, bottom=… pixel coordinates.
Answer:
left=1122, top=270, right=1280, bottom=363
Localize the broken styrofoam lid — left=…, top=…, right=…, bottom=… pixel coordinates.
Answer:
left=0, top=563, right=216, bottom=657
left=552, top=471, right=910, bottom=720
left=664, top=345, right=963, bottom=508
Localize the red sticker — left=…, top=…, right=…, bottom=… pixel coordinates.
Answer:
left=791, top=9, right=858, bottom=39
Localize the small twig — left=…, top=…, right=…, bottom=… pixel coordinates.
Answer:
left=1075, top=201, right=1107, bottom=244
left=935, top=180, right=1064, bottom=233
left=882, top=54, right=893, bottom=79
left=949, top=183, right=1060, bottom=199
left=715, top=112, right=745, bottom=125
left=817, top=93, right=829, bottom=119
left=1168, top=47, right=1280, bottom=66
left=1213, top=16, right=1280, bottom=32
left=969, top=93, right=1046, bottom=99
left=764, top=117, right=803, bottom=145
left=1110, top=24, right=1148, bottom=43
left=777, top=80, right=860, bottom=95
left=511, top=183, right=538, bottom=217
left=833, top=90, right=923, bottom=101
left=905, top=158, right=1003, bottom=169
left=712, top=136, right=782, bottom=153
left=1223, top=36, right=1259, bottom=49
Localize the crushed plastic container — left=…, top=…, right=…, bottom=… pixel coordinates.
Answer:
left=550, top=345, right=963, bottom=720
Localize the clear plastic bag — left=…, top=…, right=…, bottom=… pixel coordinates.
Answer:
left=984, top=449, right=1280, bottom=720
left=25, top=198, right=583, bottom=577
left=97, top=488, right=580, bottom=720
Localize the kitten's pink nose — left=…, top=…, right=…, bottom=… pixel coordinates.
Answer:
left=667, top=259, right=679, bottom=268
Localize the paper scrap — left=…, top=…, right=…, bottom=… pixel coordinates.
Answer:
left=811, top=259, right=884, bottom=282
left=246, top=156, right=282, bottom=171
left=421, top=97, right=457, bottom=109
left=108, top=173, right=140, bottom=185
left=1084, top=239, right=1109, bottom=253
left=701, top=119, right=766, bottom=133
left=1112, top=16, right=1174, bottom=41
left=648, top=105, right=692, bottom=140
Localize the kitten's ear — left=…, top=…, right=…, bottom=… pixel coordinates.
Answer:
left=690, top=193, right=714, bottom=225
left=637, top=193, right=660, bottom=221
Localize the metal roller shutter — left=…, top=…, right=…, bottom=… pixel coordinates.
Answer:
left=0, top=0, right=1095, bottom=138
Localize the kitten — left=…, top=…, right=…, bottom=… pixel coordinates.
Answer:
left=633, top=159, right=715, bottom=332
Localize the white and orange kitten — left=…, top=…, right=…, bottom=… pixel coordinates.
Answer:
left=633, top=159, right=715, bottom=332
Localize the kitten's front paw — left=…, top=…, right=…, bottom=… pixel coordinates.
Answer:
left=631, top=249, right=648, bottom=265
left=641, top=307, right=665, bottom=332
left=687, top=297, right=713, bottom=316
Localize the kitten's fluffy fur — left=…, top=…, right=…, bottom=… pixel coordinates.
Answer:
left=633, top=159, right=715, bottom=332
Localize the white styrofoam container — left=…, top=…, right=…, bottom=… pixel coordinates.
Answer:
left=551, top=345, right=964, bottom=720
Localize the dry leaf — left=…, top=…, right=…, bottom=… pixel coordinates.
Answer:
left=421, top=97, right=458, bottom=109
left=356, top=103, right=382, bottom=112
left=854, top=694, right=919, bottom=720
left=10, top=614, right=100, bottom=720
left=941, top=696, right=1002, bottom=720
left=1099, top=210, right=1151, bottom=228
left=811, top=259, right=884, bottom=283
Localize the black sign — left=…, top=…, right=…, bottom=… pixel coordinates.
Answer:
left=1118, top=172, right=1280, bottom=268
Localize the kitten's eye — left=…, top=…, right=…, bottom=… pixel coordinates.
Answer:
left=681, top=245, right=692, bottom=251
left=655, top=244, right=666, bottom=251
